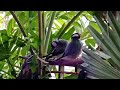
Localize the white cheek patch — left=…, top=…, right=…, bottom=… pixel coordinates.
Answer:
left=72, top=34, right=79, bottom=37
left=52, top=42, right=57, bottom=47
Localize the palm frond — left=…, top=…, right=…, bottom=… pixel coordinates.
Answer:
left=84, top=11, right=120, bottom=79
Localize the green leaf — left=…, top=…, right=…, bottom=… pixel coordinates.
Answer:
left=3, top=64, right=9, bottom=72
left=0, top=61, right=5, bottom=71
left=1, top=34, right=9, bottom=42
left=64, top=74, right=78, bottom=79
left=94, top=51, right=111, bottom=60
left=73, top=22, right=82, bottom=34
left=0, top=29, right=7, bottom=34
left=55, top=23, right=66, bottom=37
left=28, top=11, right=37, bottom=19
left=15, top=11, right=24, bottom=16
left=87, top=11, right=95, bottom=15
left=93, top=14, right=120, bottom=65
left=59, top=15, right=70, bottom=20
left=85, top=13, right=94, bottom=21
left=30, top=42, right=38, bottom=50
left=0, top=41, right=10, bottom=61
left=87, top=26, right=120, bottom=69
left=81, top=28, right=91, bottom=40
left=61, top=27, right=75, bottom=40
left=19, top=12, right=26, bottom=25
left=54, top=20, right=61, bottom=29
left=21, top=46, right=27, bottom=56
left=44, top=11, right=56, bottom=54
left=82, top=48, right=120, bottom=79
left=16, top=39, right=25, bottom=47
left=89, top=21, right=101, bottom=33
left=57, top=11, right=83, bottom=39
left=10, top=46, right=18, bottom=54
left=85, top=38, right=96, bottom=47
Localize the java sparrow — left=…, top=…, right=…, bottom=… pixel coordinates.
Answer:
left=57, top=33, right=83, bottom=60
left=45, top=39, right=68, bottom=61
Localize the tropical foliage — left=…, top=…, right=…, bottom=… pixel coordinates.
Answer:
left=82, top=11, right=120, bottom=79
left=0, top=11, right=119, bottom=79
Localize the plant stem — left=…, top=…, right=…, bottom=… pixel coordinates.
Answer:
left=44, top=11, right=56, bottom=55
left=57, top=11, right=83, bottom=39
left=38, top=11, right=44, bottom=57
left=42, top=11, right=45, bottom=46
left=9, top=11, right=27, bottom=37
left=38, top=11, right=44, bottom=78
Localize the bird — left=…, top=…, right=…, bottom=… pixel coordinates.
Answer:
left=57, top=33, right=83, bottom=61
left=51, top=39, right=68, bottom=56
left=16, top=61, right=32, bottom=79
left=45, top=39, right=68, bottom=61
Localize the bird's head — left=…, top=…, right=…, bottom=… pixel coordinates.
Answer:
left=71, top=33, right=80, bottom=39
left=51, top=39, right=59, bottom=49
left=51, top=39, right=68, bottom=49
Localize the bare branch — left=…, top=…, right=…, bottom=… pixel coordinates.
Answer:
left=37, top=56, right=49, bottom=64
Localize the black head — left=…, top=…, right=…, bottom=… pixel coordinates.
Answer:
left=51, top=40, right=59, bottom=49
left=72, top=33, right=80, bottom=39
left=51, top=39, right=68, bottom=49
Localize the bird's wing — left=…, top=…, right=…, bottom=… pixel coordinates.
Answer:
left=64, top=41, right=82, bottom=57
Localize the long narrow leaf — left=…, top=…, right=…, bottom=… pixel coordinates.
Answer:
left=57, top=11, right=83, bottom=39
left=83, top=48, right=120, bottom=78
left=87, top=26, right=120, bottom=69
left=44, top=11, right=56, bottom=55
left=94, top=14, right=120, bottom=60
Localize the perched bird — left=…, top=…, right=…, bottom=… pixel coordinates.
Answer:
left=51, top=39, right=68, bottom=56
left=45, top=39, right=68, bottom=61
left=57, top=33, right=83, bottom=60
left=42, top=39, right=68, bottom=78
left=17, top=55, right=39, bottom=79
left=16, top=61, right=32, bottom=79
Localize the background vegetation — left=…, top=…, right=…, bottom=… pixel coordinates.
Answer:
left=0, top=11, right=119, bottom=79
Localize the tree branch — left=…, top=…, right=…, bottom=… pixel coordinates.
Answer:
left=9, top=11, right=27, bottom=37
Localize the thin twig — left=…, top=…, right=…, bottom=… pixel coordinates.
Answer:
left=32, top=48, right=49, bottom=65
left=37, top=56, right=49, bottom=64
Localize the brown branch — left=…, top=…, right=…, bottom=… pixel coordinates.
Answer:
left=38, top=11, right=43, bottom=57
left=37, top=56, right=49, bottom=64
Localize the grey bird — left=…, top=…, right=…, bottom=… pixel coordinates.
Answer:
left=58, top=33, right=83, bottom=60
left=45, top=39, right=68, bottom=61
